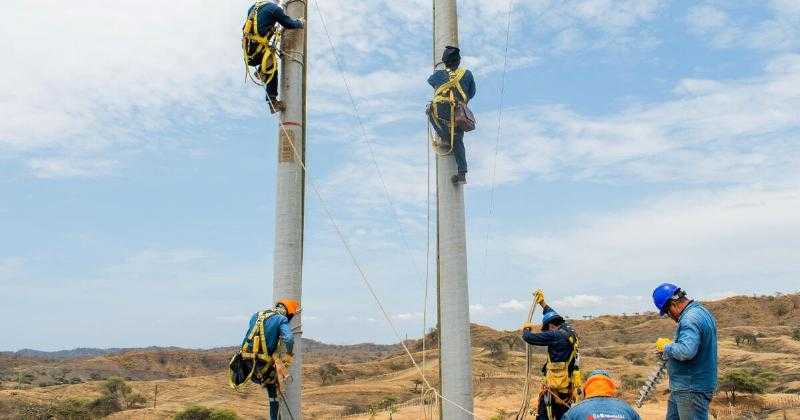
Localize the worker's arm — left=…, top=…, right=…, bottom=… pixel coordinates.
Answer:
left=522, top=330, right=562, bottom=346
left=241, top=313, right=257, bottom=346
left=272, top=5, right=304, bottom=29
left=279, top=317, right=295, bottom=355
left=665, top=316, right=701, bottom=361
left=428, top=71, right=444, bottom=89
left=463, top=70, right=476, bottom=101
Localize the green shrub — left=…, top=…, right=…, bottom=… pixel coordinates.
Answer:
left=48, top=398, right=93, bottom=419
left=792, top=328, right=800, bottom=341
left=174, top=405, right=238, bottom=420
left=621, top=374, right=645, bottom=390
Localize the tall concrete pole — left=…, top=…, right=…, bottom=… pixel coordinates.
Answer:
left=272, top=0, right=307, bottom=418
left=433, top=0, right=473, bottom=418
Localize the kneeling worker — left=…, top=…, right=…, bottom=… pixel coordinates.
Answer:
left=229, top=299, right=298, bottom=420
left=562, top=370, right=640, bottom=420
left=522, top=290, right=582, bottom=420
left=652, top=283, right=717, bottom=420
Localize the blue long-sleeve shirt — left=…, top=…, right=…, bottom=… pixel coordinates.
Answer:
left=664, top=301, right=718, bottom=393
left=241, top=311, right=295, bottom=355
left=562, top=397, right=641, bottom=420
left=521, top=306, right=576, bottom=363
left=247, top=2, right=304, bottom=36
left=427, top=68, right=476, bottom=133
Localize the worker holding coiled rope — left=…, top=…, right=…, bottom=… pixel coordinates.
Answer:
left=243, top=1, right=305, bottom=114
left=521, top=290, right=582, bottom=420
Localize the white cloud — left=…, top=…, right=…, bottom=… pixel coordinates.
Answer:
left=506, top=186, right=800, bottom=296
left=27, top=157, right=117, bottom=179
left=686, top=1, right=800, bottom=51
left=497, top=299, right=528, bottom=312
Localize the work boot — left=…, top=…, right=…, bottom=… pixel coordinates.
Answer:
left=268, top=98, right=286, bottom=114
left=451, top=172, right=467, bottom=185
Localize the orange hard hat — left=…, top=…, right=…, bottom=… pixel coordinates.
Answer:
left=276, top=299, right=300, bottom=316
left=583, top=370, right=617, bottom=398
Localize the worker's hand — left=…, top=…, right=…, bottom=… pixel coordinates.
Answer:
left=282, top=353, right=294, bottom=366
left=296, top=17, right=305, bottom=28
left=533, top=289, right=546, bottom=306
left=522, top=322, right=535, bottom=332
left=655, top=338, right=672, bottom=353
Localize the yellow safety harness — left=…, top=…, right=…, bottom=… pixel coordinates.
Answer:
left=228, top=310, right=276, bottom=390
left=242, top=2, right=282, bottom=86
left=428, top=68, right=468, bottom=155
left=540, top=332, right=583, bottom=420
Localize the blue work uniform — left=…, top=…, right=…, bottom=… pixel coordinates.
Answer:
left=522, top=305, right=577, bottom=420
left=245, top=2, right=303, bottom=101
left=242, top=310, right=295, bottom=420
left=427, top=68, right=476, bottom=174
left=663, top=301, right=718, bottom=420
left=562, top=397, right=641, bottom=420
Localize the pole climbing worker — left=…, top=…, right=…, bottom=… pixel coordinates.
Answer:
left=427, top=46, right=476, bottom=185
left=242, top=1, right=305, bottom=114
left=228, top=299, right=298, bottom=420
left=521, top=290, right=582, bottom=420
left=652, top=283, right=718, bottom=420
left=562, top=370, right=641, bottom=420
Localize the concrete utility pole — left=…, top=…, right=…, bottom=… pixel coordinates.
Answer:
left=272, top=0, right=307, bottom=418
left=433, top=0, right=473, bottom=419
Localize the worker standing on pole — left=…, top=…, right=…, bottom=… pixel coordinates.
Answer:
left=427, top=46, right=476, bottom=184
left=521, top=290, right=582, bottom=420
left=228, top=300, right=298, bottom=420
left=242, top=1, right=305, bottom=113
left=652, top=283, right=718, bottom=420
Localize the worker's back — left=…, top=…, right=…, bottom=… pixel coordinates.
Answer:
left=562, top=396, right=640, bottom=420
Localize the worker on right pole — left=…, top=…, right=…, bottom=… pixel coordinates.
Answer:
left=652, top=283, right=718, bottom=420
left=521, top=290, right=582, bottom=420
left=427, top=46, right=476, bottom=185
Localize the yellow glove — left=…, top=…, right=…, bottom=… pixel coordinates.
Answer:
left=655, top=338, right=672, bottom=353
left=522, top=322, right=536, bottom=332
left=533, top=289, right=546, bottom=305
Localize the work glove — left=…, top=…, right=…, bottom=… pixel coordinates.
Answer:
left=655, top=337, right=672, bottom=353
left=522, top=322, right=535, bottom=332
left=533, top=289, right=546, bottom=306
left=296, top=17, right=306, bottom=28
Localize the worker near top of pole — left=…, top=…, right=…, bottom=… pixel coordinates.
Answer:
left=652, top=283, right=718, bottom=420
left=427, top=46, right=476, bottom=185
left=243, top=1, right=304, bottom=114
left=521, top=290, right=582, bottom=420
left=229, top=299, right=298, bottom=420
left=561, top=370, right=641, bottom=420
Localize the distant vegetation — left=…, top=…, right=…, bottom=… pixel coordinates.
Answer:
left=719, top=368, right=775, bottom=405
left=6, top=377, right=146, bottom=419
left=174, top=405, right=238, bottom=420
left=318, top=362, right=343, bottom=385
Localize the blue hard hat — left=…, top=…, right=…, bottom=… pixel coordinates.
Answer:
left=653, top=283, right=680, bottom=315
left=541, top=309, right=564, bottom=330
left=587, top=369, right=611, bottom=379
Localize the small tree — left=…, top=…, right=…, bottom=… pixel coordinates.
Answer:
left=411, top=378, right=423, bottom=393
left=487, top=340, right=509, bottom=362
left=718, top=370, right=767, bottom=405
left=318, top=362, right=343, bottom=386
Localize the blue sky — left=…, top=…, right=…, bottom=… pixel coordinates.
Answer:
left=1, top=0, right=799, bottom=351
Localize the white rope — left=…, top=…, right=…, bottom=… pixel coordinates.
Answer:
left=310, top=0, right=427, bottom=288
left=481, top=0, right=515, bottom=287
left=261, top=3, right=480, bottom=418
